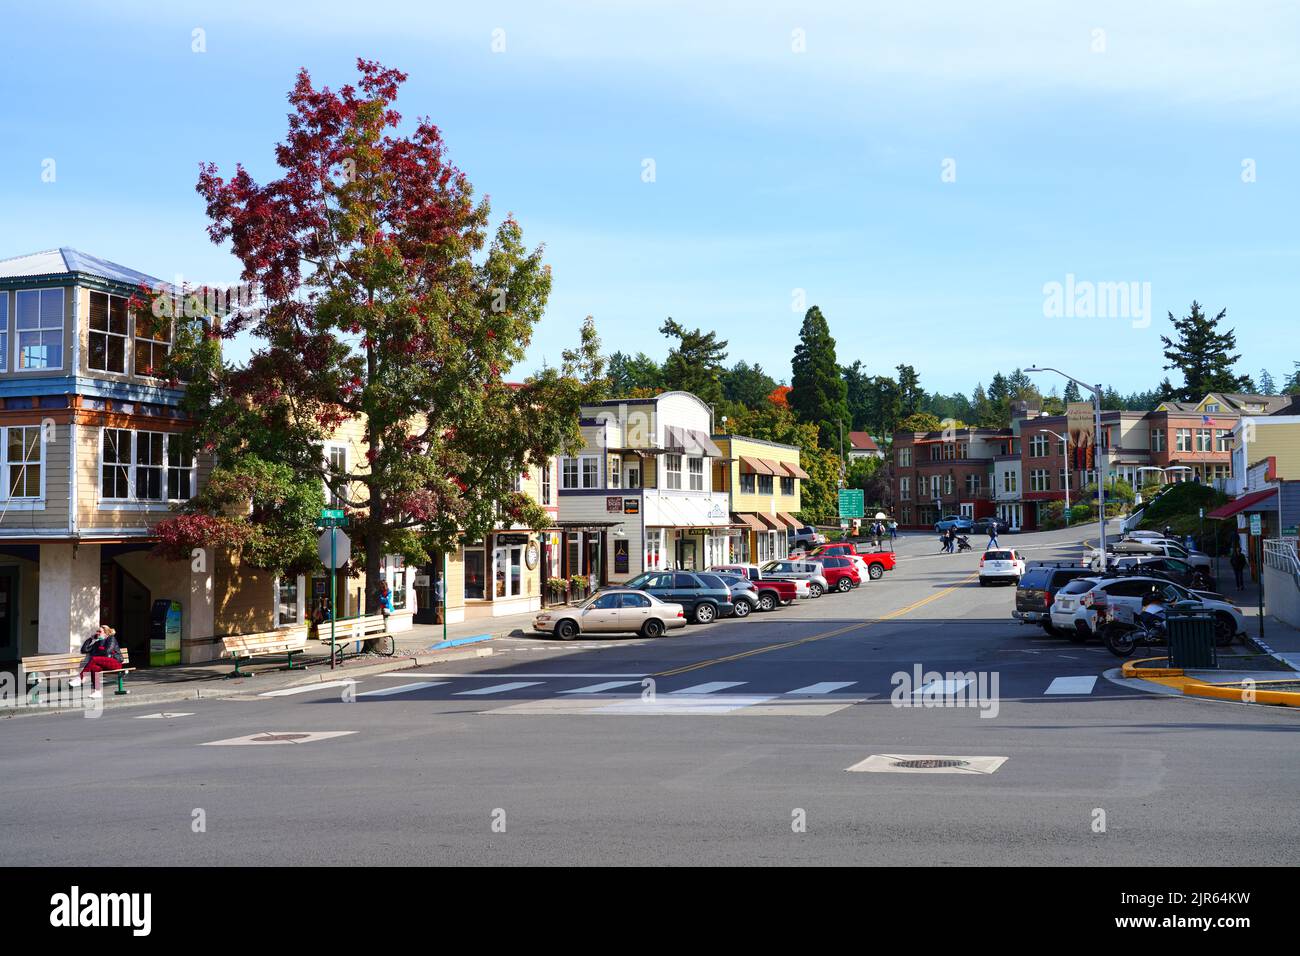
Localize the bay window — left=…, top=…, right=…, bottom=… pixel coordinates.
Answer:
left=16, top=288, right=64, bottom=370
left=89, top=291, right=129, bottom=373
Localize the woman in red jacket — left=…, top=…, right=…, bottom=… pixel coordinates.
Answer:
left=69, top=626, right=123, bottom=698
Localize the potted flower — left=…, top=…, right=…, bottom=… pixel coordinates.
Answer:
left=569, top=573, right=589, bottom=602
left=546, top=577, right=569, bottom=604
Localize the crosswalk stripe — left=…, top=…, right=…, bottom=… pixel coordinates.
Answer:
left=259, top=680, right=354, bottom=698
left=453, top=681, right=544, bottom=696
left=671, top=681, right=746, bottom=695
left=1044, top=676, right=1098, bottom=695
left=560, top=680, right=642, bottom=695
left=357, top=681, right=447, bottom=697
left=914, top=679, right=972, bottom=697
left=787, top=681, right=857, bottom=695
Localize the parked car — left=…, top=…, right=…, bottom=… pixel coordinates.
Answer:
left=709, top=564, right=803, bottom=608
left=759, top=559, right=830, bottom=598
left=623, top=570, right=736, bottom=624
left=1086, top=539, right=1211, bottom=572
left=978, top=548, right=1026, bottom=586
left=534, top=588, right=687, bottom=640
left=787, top=525, right=825, bottom=550
left=1013, top=564, right=1097, bottom=634
left=808, top=544, right=896, bottom=580
left=1049, top=575, right=1245, bottom=644
left=971, top=516, right=1011, bottom=535
left=935, top=514, right=974, bottom=533
left=1111, top=555, right=1210, bottom=588
left=813, top=556, right=862, bottom=592
left=709, top=572, right=762, bottom=617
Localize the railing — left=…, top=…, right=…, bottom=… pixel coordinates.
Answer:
left=1264, top=538, right=1300, bottom=591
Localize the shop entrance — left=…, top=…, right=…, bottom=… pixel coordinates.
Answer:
left=0, top=567, right=17, bottom=665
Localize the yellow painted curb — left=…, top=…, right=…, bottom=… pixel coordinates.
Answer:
left=1121, top=657, right=1183, bottom=679
left=1181, top=681, right=1300, bottom=707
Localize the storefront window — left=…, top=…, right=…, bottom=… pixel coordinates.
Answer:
left=494, top=545, right=523, bottom=598
left=645, top=529, right=664, bottom=570
left=276, top=576, right=300, bottom=626
left=383, top=554, right=407, bottom=609
left=567, top=533, right=582, bottom=577
left=464, top=548, right=486, bottom=600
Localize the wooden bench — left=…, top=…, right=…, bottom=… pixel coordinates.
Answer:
left=22, top=649, right=134, bottom=699
left=319, top=614, right=393, bottom=661
left=219, top=627, right=309, bottom=678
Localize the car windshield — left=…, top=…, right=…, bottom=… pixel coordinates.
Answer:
left=986, top=551, right=1013, bottom=560
left=1019, top=569, right=1050, bottom=589
left=1060, top=579, right=1099, bottom=595
left=624, top=573, right=653, bottom=589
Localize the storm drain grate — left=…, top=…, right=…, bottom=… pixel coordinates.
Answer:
left=892, top=758, right=969, bottom=769
left=250, top=733, right=312, bottom=743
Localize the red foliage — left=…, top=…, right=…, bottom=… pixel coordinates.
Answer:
left=768, top=385, right=791, bottom=407
left=151, top=514, right=250, bottom=561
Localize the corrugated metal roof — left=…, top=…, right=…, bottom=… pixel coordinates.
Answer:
left=0, top=248, right=165, bottom=287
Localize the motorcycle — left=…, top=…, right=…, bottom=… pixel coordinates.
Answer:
left=1098, top=603, right=1166, bottom=658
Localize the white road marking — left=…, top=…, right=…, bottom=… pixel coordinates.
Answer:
left=1044, top=676, right=1098, bottom=695
left=671, top=681, right=746, bottom=695
left=559, top=680, right=643, bottom=695
left=453, top=681, right=544, bottom=696
left=259, top=680, right=355, bottom=697
left=134, top=712, right=194, bottom=719
left=846, top=754, right=1008, bottom=774
left=786, top=681, right=857, bottom=695
left=914, top=679, right=972, bottom=697
left=201, top=731, right=358, bottom=746
left=387, top=672, right=646, bottom=679
left=357, top=681, right=447, bottom=697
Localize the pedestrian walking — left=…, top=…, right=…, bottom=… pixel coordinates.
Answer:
left=1230, top=548, right=1247, bottom=590
left=987, top=525, right=1000, bottom=550
left=68, top=625, right=123, bottom=698
left=888, top=519, right=897, bottom=542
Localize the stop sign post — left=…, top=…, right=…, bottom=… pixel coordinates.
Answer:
left=318, top=510, right=350, bottom=669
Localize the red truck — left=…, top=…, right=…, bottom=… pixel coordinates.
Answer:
left=809, top=543, right=896, bottom=581
left=709, top=564, right=805, bottom=608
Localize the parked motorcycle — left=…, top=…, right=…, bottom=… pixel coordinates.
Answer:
left=1097, top=602, right=1166, bottom=658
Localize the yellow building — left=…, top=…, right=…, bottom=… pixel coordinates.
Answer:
left=711, top=434, right=806, bottom=563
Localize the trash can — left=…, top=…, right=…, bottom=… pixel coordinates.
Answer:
left=1166, top=610, right=1217, bottom=669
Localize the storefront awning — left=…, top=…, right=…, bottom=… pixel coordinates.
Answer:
left=777, top=512, right=803, bottom=529
left=755, top=513, right=783, bottom=530
left=731, top=512, right=767, bottom=532
left=781, top=461, right=810, bottom=479
left=1206, top=488, right=1277, bottom=520
left=738, top=455, right=777, bottom=475
left=664, top=425, right=722, bottom=457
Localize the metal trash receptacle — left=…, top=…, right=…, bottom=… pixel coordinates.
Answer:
left=1167, top=612, right=1217, bottom=669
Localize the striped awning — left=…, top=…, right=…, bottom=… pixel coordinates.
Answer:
left=776, top=512, right=803, bottom=529
left=731, top=512, right=768, bottom=532
left=739, top=455, right=777, bottom=475
left=781, top=461, right=810, bottom=479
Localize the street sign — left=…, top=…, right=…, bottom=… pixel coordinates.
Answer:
left=321, top=508, right=345, bottom=520
left=837, top=488, right=864, bottom=519
left=318, top=529, right=351, bottom=567
left=1249, top=514, right=1262, bottom=537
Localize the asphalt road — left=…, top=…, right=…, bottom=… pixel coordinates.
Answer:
left=3, top=524, right=1297, bottom=866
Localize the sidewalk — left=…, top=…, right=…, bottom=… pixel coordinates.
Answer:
left=1212, top=567, right=1300, bottom=669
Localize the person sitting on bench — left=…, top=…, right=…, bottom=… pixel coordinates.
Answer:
left=69, top=626, right=124, bottom=698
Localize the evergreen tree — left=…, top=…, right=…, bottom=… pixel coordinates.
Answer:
left=1258, top=369, right=1276, bottom=395
left=1285, top=363, right=1300, bottom=394
left=1160, top=302, right=1250, bottom=400
left=789, top=306, right=850, bottom=448
left=720, top=360, right=777, bottom=409
left=607, top=351, right=664, bottom=396
left=896, top=364, right=924, bottom=418
left=660, top=318, right=728, bottom=405
left=1062, top=380, right=1082, bottom=404
left=841, top=360, right=872, bottom=430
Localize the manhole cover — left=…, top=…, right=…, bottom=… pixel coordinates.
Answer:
left=892, top=758, right=969, bottom=769
left=250, top=733, right=312, bottom=742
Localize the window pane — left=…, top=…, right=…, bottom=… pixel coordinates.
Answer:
left=16, top=291, right=39, bottom=329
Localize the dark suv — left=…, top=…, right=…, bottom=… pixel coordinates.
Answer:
left=624, top=571, right=736, bottom=624
left=1014, top=564, right=1095, bottom=635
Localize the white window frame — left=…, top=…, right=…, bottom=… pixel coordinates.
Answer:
left=579, top=455, right=599, bottom=489
left=1, top=425, right=46, bottom=506
left=900, top=476, right=910, bottom=500
left=324, top=443, right=348, bottom=508
left=88, top=290, right=130, bottom=374
left=98, top=428, right=195, bottom=507
left=665, top=453, right=683, bottom=490
left=1176, top=428, right=1192, bottom=452
left=608, top=457, right=621, bottom=490
left=561, top=457, right=579, bottom=489
left=0, top=292, right=8, bottom=372
left=541, top=461, right=553, bottom=504
left=275, top=574, right=306, bottom=627
left=1151, top=428, right=1165, bottom=452
left=688, top=456, right=704, bottom=491
left=15, top=288, right=64, bottom=371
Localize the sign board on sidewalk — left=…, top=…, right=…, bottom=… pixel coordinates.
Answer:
left=1249, top=514, right=1262, bottom=537
left=837, top=489, right=864, bottom=518
left=318, top=529, right=352, bottom=567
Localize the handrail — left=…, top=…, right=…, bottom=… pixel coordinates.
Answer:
left=1263, top=538, right=1300, bottom=591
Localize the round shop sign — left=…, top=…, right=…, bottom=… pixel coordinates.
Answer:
left=525, top=542, right=540, bottom=569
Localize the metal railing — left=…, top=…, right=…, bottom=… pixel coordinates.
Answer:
left=1264, top=538, right=1300, bottom=591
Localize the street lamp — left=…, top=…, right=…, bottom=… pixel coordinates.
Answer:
left=1026, top=366, right=1107, bottom=557
left=1039, top=428, right=1070, bottom=524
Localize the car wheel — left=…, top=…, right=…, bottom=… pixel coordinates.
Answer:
left=1042, top=622, right=1059, bottom=637
left=555, top=619, right=579, bottom=641
left=733, top=599, right=752, bottom=618
left=1213, top=613, right=1236, bottom=647
left=693, top=603, right=716, bottom=624
left=868, top=564, right=884, bottom=580
left=640, top=618, right=665, bottom=638
left=758, top=593, right=777, bottom=612
left=1069, top=621, right=1089, bottom=644
left=978, top=578, right=988, bottom=587
left=837, top=577, right=853, bottom=593
left=808, top=583, right=824, bottom=598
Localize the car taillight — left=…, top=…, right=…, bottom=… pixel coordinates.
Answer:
left=677, top=610, right=685, bottom=617
left=979, top=556, right=985, bottom=566
left=1045, top=592, right=1053, bottom=607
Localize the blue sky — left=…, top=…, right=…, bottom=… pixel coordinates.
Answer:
left=2, top=1, right=1297, bottom=396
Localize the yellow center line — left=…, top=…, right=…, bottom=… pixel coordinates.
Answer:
left=652, top=572, right=979, bottom=678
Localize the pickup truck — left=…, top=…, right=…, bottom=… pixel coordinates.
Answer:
left=709, top=564, right=805, bottom=608
left=808, top=544, right=897, bottom=580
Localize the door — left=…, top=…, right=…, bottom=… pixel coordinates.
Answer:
left=618, top=592, right=652, bottom=629
left=119, top=569, right=152, bottom=663
left=581, top=592, right=622, bottom=631
left=0, top=567, right=18, bottom=665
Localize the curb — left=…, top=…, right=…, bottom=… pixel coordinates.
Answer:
left=1180, top=679, right=1300, bottom=707
left=1120, top=657, right=1183, bottom=679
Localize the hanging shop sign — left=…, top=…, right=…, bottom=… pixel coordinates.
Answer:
left=623, top=498, right=640, bottom=514
left=525, top=542, right=540, bottom=569
left=497, top=533, right=529, bottom=545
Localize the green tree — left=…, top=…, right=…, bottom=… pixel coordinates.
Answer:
left=660, top=318, right=728, bottom=405
left=1160, top=301, right=1251, bottom=400
left=789, top=306, right=849, bottom=447
left=841, top=360, right=872, bottom=430
left=1258, top=369, right=1277, bottom=394
left=895, top=364, right=924, bottom=419
left=721, top=360, right=778, bottom=409
left=1062, top=380, right=1082, bottom=404
left=607, top=351, right=664, bottom=396
left=897, top=412, right=943, bottom=433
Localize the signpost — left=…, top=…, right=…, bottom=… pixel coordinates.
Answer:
left=318, top=509, right=350, bottom=669
left=1249, top=513, right=1263, bottom=639
left=837, top=489, right=864, bottom=520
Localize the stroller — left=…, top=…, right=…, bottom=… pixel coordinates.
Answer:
left=955, top=535, right=973, bottom=553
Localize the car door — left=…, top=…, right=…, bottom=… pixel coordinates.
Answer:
left=581, top=592, right=623, bottom=632
left=672, top=572, right=701, bottom=609
left=618, top=592, right=652, bottom=630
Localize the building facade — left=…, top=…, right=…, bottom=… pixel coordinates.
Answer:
left=712, top=434, right=802, bottom=563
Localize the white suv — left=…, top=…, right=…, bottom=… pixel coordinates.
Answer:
left=978, top=549, right=1026, bottom=586
left=1049, top=575, right=1245, bottom=644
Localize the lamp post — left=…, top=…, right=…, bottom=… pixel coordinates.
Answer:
left=1027, top=367, right=1107, bottom=557
left=1039, top=428, right=1071, bottom=524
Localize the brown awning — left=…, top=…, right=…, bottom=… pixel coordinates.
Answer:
left=739, top=455, right=777, bottom=475
left=755, top=513, right=783, bottom=530
left=777, top=512, right=803, bottom=529
left=731, top=512, right=767, bottom=532
left=664, top=425, right=723, bottom=457
left=781, top=461, right=810, bottom=479
left=756, top=458, right=786, bottom=475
